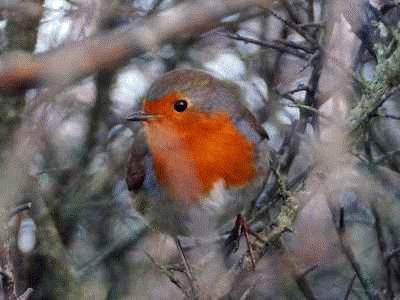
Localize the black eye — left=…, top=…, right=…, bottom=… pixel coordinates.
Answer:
left=174, top=100, right=188, bottom=112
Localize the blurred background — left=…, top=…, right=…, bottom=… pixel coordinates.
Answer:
left=1, top=0, right=400, bottom=299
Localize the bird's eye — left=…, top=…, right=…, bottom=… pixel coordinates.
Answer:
left=174, top=99, right=188, bottom=112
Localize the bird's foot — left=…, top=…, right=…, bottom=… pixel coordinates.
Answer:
left=225, top=214, right=263, bottom=270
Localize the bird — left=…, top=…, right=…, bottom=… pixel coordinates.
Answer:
left=125, top=69, right=270, bottom=258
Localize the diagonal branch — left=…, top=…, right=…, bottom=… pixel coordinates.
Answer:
left=224, top=32, right=312, bottom=59
left=0, top=0, right=273, bottom=94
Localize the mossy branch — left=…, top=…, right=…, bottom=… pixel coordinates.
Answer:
left=251, top=167, right=299, bottom=262
left=347, top=29, right=400, bottom=135
left=213, top=166, right=300, bottom=298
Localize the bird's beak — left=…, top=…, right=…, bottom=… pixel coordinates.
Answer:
left=126, top=111, right=155, bottom=122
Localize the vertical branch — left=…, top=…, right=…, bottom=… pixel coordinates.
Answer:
left=0, top=1, right=44, bottom=256
left=303, top=52, right=323, bottom=135
left=281, top=0, right=302, bottom=24
left=0, top=0, right=44, bottom=153
left=0, top=203, right=36, bottom=300
left=79, top=0, right=121, bottom=169
left=299, top=0, right=327, bottom=138
left=307, top=0, right=314, bottom=23
left=79, top=70, right=114, bottom=167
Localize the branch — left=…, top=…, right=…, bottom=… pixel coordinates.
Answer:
left=253, top=167, right=299, bottom=249
left=344, top=274, right=357, bottom=300
left=347, top=32, right=400, bottom=136
left=348, top=84, right=400, bottom=135
left=372, top=112, right=400, bottom=121
left=372, top=149, right=400, bottom=165
left=0, top=0, right=273, bottom=94
left=223, top=32, right=311, bottom=59
left=145, top=252, right=191, bottom=299
left=213, top=166, right=299, bottom=299
left=325, top=205, right=381, bottom=300
left=264, top=7, right=318, bottom=47
left=281, top=0, right=303, bottom=24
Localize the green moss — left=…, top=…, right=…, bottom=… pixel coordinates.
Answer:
left=251, top=169, right=299, bottom=265
left=347, top=27, right=400, bottom=135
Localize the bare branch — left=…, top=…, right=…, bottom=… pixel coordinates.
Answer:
left=0, top=0, right=273, bottom=94
left=223, top=32, right=311, bottom=59
left=344, top=274, right=357, bottom=300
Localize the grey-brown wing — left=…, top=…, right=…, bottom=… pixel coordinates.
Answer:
left=126, top=127, right=148, bottom=191
left=233, top=106, right=269, bottom=145
left=243, top=109, right=269, bottom=140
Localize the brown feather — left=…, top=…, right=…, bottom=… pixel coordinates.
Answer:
left=126, top=128, right=147, bottom=191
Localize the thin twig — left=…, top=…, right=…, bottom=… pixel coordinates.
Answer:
left=344, top=274, right=357, bottom=300
left=281, top=0, right=302, bottom=24
left=147, top=0, right=164, bottom=15
left=176, top=239, right=199, bottom=300
left=264, top=7, right=318, bottom=47
left=307, top=0, right=314, bottom=22
left=274, top=39, right=314, bottom=54
left=277, top=88, right=333, bottom=121
left=145, top=252, right=191, bottom=299
left=372, top=149, right=400, bottom=165
left=285, top=103, right=331, bottom=120
left=339, top=207, right=345, bottom=233
left=385, top=247, right=400, bottom=263
left=298, top=21, right=325, bottom=29
left=372, top=113, right=400, bottom=120
left=223, top=32, right=309, bottom=59
left=325, top=205, right=380, bottom=300
left=301, top=264, right=319, bottom=278
left=294, top=274, right=317, bottom=299
left=290, top=256, right=318, bottom=300
left=250, top=163, right=313, bottom=226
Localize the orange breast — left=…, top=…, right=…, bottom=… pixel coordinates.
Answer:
left=144, top=101, right=256, bottom=204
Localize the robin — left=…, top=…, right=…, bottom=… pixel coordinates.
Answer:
left=125, top=69, right=270, bottom=263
